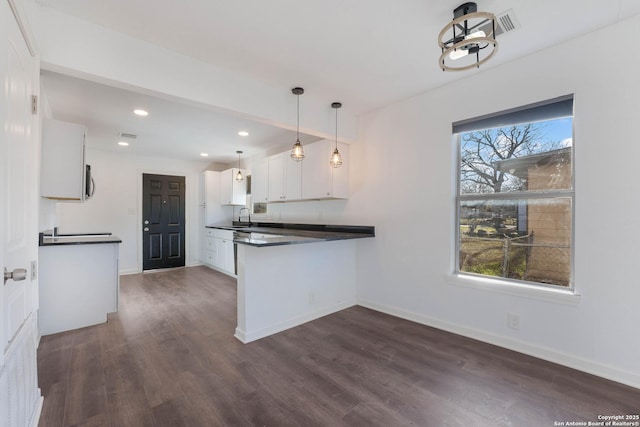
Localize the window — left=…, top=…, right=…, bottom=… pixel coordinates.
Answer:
left=455, top=95, right=574, bottom=289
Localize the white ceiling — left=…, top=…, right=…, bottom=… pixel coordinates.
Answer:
left=41, top=70, right=317, bottom=164
left=36, top=0, right=640, bottom=162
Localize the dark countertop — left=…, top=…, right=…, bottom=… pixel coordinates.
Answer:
left=39, top=232, right=122, bottom=246
left=207, top=222, right=375, bottom=247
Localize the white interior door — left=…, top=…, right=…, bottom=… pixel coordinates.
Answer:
left=0, top=1, right=41, bottom=426
left=1, top=0, right=37, bottom=361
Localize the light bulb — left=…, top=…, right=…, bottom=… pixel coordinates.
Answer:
left=291, top=141, right=304, bottom=161
left=330, top=148, right=342, bottom=168
left=448, top=31, right=486, bottom=60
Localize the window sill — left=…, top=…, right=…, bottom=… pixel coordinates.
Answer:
left=445, top=273, right=581, bottom=305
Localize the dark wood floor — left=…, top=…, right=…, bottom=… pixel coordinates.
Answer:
left=38, top=266, right=639, bottom=426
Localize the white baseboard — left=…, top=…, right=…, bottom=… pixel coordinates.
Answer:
left=358, top=299, right=640, bottom=390
left=236, top=299, right=357, bottom=344
left=118, top=268, right=139, bottom=276
left=30, top=393, right=43, bottom=427
left=234, top=327, right=247, bottom=343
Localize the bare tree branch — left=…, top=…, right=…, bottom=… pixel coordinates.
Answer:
left=460, top=123, right=551, bottom=193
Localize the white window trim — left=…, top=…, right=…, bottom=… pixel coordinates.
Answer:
left=445, top=273, right=581, bottom=305
left=453, top=96, right=576, bottom=294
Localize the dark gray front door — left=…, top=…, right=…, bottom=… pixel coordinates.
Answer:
left=142, top=174, right=186, bottom=270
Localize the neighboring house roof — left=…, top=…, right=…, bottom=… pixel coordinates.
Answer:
left=493, top=147, right=571, bottom=179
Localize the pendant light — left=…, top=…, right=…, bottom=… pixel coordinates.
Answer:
left=290, top=87, right=305, bottom=161
left=329, top=102, right=343, bottom=168
left=235, top=150, right=244, bottom=182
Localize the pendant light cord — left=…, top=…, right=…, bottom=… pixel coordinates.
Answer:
left=296, top=93, right=300, bottom=142
left=335, top=106, right=338, bottom=149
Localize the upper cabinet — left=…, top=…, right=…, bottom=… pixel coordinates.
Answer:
left=220, top=168, right=247, bottom=205
left=251, top=157, right=269, bottom=203
left=200, top=170, right=225, bottom=224
left=250, top=139, right=349, bottom=203
left=301, top=139, right=349, bottom=200
left=41, top=118, right=88, bottom=201
left=268, top=152, right=302, bottom=202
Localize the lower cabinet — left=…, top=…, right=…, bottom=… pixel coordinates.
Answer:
left=202, top=228, right=235, bottom=275
left=39, top=242, right=120, bottom=335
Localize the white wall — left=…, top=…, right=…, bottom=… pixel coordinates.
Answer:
left=351, top=15, right=640, bottom=388
left=30, top=0, right=640, bottom=388
left=56, top=148, right=210, bottom=274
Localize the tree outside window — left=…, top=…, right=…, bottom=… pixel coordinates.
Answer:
left=457, top=111, right=573, bottom=288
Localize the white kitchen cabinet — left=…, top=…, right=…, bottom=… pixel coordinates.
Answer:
left=301, top=139, right=349, bottom=200
left=200, top=171, right=225, bottom=224
left=39, top=242, right=120, bottom=335
left=203, top=228, right=235, bottom=275
left=218, top=238, right=235, bottom=274
left=251, top=157, right=269, bottom=203
left=41, top=118, right=87, bottom=201
left=202, top=229, right=218, bottom=267
left=220, top=168, right=247, bottom=205
left=268, top=152, right=302, bottom=202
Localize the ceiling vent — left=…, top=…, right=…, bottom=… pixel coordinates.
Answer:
left=479, top=9, right=520, bottom=37
left=118, top=132, right=137, bottom=139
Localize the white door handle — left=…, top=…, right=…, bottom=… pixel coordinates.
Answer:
left=4, top=267, right=27, bottom=285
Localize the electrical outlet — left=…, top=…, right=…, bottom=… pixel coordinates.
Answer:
left=507, top=312, right=520, bottom=330
left=31, top=260, right=37, bottom=280
left=308, top=291, right=316, bottom=304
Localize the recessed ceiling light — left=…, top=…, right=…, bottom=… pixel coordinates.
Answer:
left=118, top=141, right=129, bottom=146
left=200, top=153, right=209, bottom=157
left=133, top=109, right=148, bottom=116
left=238, top=131, right=249, bottom=137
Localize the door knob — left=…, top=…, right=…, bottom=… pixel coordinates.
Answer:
left=4, top=267, right=27, bottom=285
left=144, top=227, right=149, bottom=232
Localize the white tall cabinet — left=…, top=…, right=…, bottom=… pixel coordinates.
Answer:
left=200, top=171, right=235, bottom=276
left=200, top=171, right=224, bottom=225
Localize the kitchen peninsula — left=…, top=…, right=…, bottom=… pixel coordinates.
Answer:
left=207, top=222, right=374, bottom=343
left=39, top=232, right=121, bottom=335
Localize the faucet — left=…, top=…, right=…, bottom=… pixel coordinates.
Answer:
left=238, top=207, right=252, bottom=226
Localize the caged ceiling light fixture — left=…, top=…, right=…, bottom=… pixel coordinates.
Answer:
left=235, top=150, right=244, bottom=182
left=329, top=102, right=343, bottom=168
left=438, top=2, right=498, bottom=71
left=290, top=87, right=305, bottom=161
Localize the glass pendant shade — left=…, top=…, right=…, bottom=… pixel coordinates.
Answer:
left=291, top=140, right=304, bottom=161
left=330, top=147, right=342, bottom=168
left=290, top=87, right=305, bottom=161
left=235, top=150, right=244, bottom=181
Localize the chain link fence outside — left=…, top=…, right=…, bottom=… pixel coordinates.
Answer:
left=459, top=233, right=571, bottom=287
